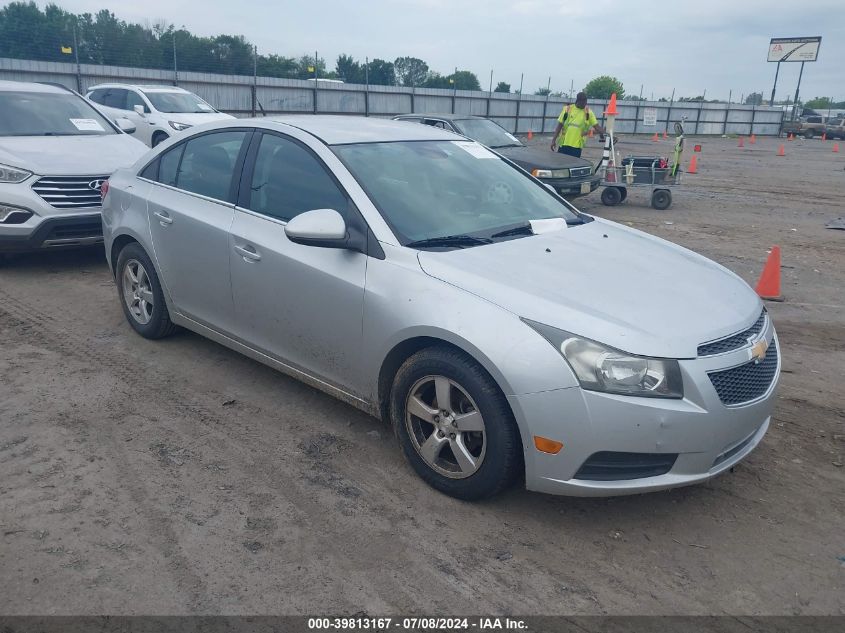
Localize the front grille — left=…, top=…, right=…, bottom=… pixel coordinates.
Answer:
left=570, top=166, right=592, bottom=178
left=698, top=310, right=766, bottom=357
left=574, top=451, right=678, bottom=481
left=32, top=175, right=109, bottom=209
left=708, top=340, right=779, bottom=406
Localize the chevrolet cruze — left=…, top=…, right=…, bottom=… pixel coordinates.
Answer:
left=102, top=116, right=780, bottom=500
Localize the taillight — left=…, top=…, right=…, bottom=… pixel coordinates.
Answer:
left=100, top=179, right=110, bottom=200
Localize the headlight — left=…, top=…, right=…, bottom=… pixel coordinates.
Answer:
left=531, top=168, right=570, bottom=179
left=523, top=319, right=684, bottom=398
left=0, top=163, right=32, bottom=183
left=168, top=121, right=192, bottom=131
left=0, top=204, right=33, bottom=224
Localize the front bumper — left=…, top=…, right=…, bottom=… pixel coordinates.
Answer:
left=509, top=327, right=780, bottom=497
left=543, top=174, right=601, bottom=197
left=0, top=213, right=103, bottom=252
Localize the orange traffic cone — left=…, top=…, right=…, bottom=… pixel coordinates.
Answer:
left=663, top=130, right=668, bottom=139
left=687, top=155, right=698, bottom=174
left=822, top=132, right=827, bottom=141
left=755, top=246, right=783, bottom=301
left=750, top=134, right=756, bottom=144
left=527, top=130, right=533, bottom=140
left=834, top=143, right=840, bottom=153
left=788, top=133, right=794, bottom=141
left=651, top=132, right=659, bottom=142
left=738, top=137, right=745, bottom=148
left=605, top=93, right=618, bottom=116
left=777, top=144, right=785, bottom=156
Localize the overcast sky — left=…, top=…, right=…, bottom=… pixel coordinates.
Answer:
left=46, top=0, right=844, bottom=102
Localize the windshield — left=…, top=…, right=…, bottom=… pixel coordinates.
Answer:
left=0, top=91, right=116, bottom=137
left=143, top=91, right=216, bottom=114
left=334, top=140, right=581, bottom=245
left=453, top=118, right=522, bottom=148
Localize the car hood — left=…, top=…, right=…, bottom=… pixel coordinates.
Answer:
left=0, top=134, right=148, bottom=176
left=164, top=112, right=235, bottom=126
left=495, top=145, right=594, bottom=171
left=417, top=219, right=761, bottom=358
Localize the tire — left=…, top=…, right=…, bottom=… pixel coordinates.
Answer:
left=651, top=189, right=672, bottom=210
left=804, top=130, right=814, bottom=139
left=389, top=346, right=521, bottom=500
left=152, top=131, right=169, bottom=147
left=601, top=186, right=623, bottom=206
left=115, top=242, right=177, bottom=339
left=618, top=187, right=628, bottom=202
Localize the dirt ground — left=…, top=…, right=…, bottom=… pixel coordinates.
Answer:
left=1, top=135, right=843, bottom=616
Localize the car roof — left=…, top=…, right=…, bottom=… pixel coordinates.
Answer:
left=86, top=83, right=190, bottom=93
left=394, top=113, right=484, bottom=122
left=265, top=115, right=463, bottom=145
left=0, top=80, right=73, bottom=94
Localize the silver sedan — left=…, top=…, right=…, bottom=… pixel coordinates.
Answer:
left=102, top=116, right=780, bottom=500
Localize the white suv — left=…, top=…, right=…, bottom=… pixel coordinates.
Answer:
left=0, top=80, right=147, bottom=257
left=86, top=84, right=234, bottom=147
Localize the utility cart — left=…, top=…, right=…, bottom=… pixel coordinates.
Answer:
left=599, top=122, right=685, bottom=210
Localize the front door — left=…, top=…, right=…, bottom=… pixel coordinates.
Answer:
left=146, top=129, right=250, bottom=331
left=229, top=131, right=367, bottom=391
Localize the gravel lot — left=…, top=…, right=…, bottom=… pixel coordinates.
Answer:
left=1, top=134, right=843, bottom=616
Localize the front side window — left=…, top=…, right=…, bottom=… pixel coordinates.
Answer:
left=247, top=133, right=347, bottom=222
left=334, top=140, right=579, bottom=244
left=125, top=90, right=148, bottom=113
left=0, top=91, right=116, bottom=136
left=143, top=91, right=216, bottom=114
left=174, top=131, right=247, bottom=201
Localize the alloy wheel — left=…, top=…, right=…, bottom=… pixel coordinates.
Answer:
left=122, top=259, right=154, bottom=325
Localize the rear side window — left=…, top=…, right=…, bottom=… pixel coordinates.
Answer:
left=102, top=89, right=127, bottom=109
left=158, top=145, right=184, bottom=187
left=175, top=131, right=247, bottom=201
left=246, top=133, right=347, bottom=222
left=88, top=89, right=107, bottom=104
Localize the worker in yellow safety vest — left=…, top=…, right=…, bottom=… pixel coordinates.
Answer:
left=550, top=92, right=606, bottom=158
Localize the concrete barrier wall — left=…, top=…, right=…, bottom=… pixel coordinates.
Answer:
left=0, top=57, right=786, bottom=136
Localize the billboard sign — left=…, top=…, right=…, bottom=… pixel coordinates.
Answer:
left=768, top=37, right=821, bottom=62
left=642, top=108, right=657, bottom=126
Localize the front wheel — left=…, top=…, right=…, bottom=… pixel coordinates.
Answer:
left=116, top=242, right=177, bottom=339
left=390, top=347, right=521, bottom=500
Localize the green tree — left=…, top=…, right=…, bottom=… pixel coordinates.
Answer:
left=494, top=81, right=510, bottom=93
left=583, top=75, right=624, bottom=100
left=450, top=70, right=480, bottom=91
left=335, top=54, right=363, bottom=83
left=393, top=56, right=429, bottom=87
left=534, top=87, right=550, bottom=96
left=804, top=96, right=831, bottom=109
left=423, top=72, right=450, bottom=89
left=745, top=92, right=763, bottom=105
left=366, top=58, right=395, bottom=85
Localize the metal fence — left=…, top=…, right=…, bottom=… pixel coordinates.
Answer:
left=1, top=57, right=786, bottom=136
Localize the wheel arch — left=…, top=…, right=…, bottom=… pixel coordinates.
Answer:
left=376, top=334, right=524, bottom=444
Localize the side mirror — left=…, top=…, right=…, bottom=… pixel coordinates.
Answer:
left=284, top=209, right=348, bottom=248
left=133, top=105, right=146, bottom=116
left=115, top=117, right=136, bottom=134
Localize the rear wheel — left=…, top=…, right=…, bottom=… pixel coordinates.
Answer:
left=651, top=189, right=672, bottom=210
left=804, top=130, right=815, bottom=139
left=116, top=242, right=177, bottom=339
left=601, top=186, right=623, bottom=206
left=390, top=346, right=521, bottom=500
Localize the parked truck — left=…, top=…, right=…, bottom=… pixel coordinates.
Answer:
left=781, top=115, right=828, bottom=139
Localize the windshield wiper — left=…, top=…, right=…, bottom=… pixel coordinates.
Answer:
left=406, top=234, right=493, bottom=249
left=490, top=223, right=534, bottom=239
left=489, top=143, right=522, bottom=149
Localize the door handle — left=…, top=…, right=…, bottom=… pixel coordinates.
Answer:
left=153, top=210, right=172, bottom=226
left=234, top=244, right=261, bottom=262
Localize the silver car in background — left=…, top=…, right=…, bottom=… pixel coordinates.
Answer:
left=102, top=116, right=780, bottom=500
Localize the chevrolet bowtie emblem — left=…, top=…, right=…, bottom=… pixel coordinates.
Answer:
left=750, top=339, right=769, bottom=363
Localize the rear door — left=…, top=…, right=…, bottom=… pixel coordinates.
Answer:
left=228, top=130, right=367, bottom=391
left=145, top=128, right=251, bottom=332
